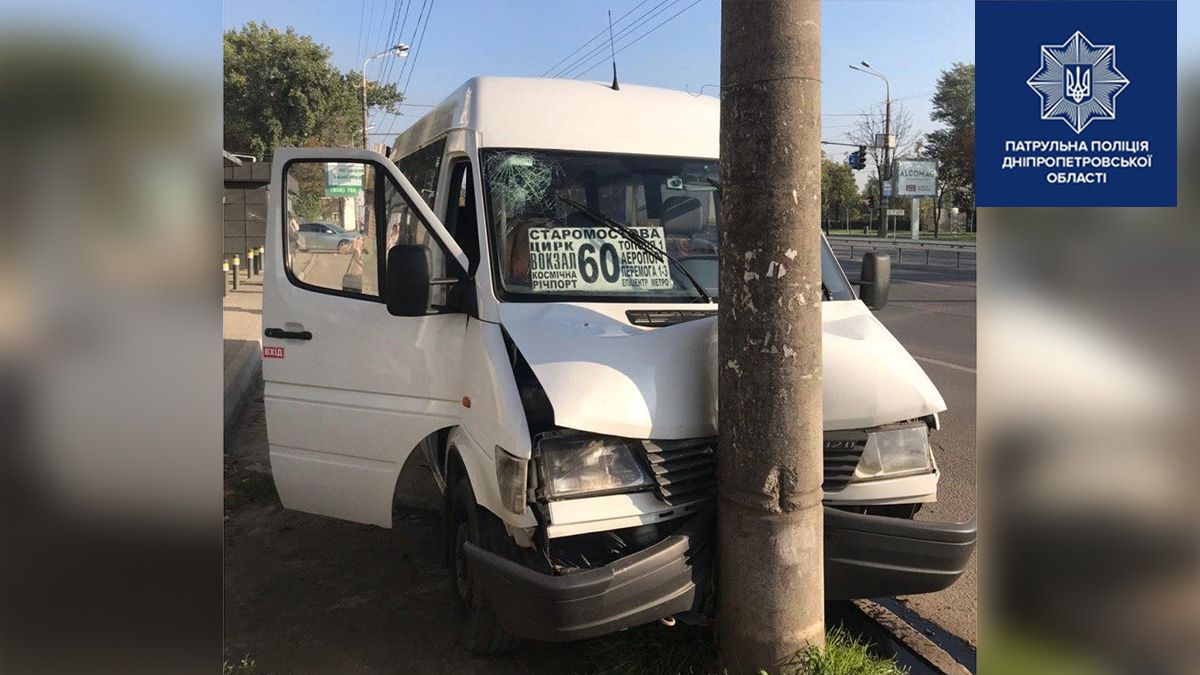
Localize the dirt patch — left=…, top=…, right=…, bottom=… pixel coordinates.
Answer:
left=224, top=385, right=597, bottom=674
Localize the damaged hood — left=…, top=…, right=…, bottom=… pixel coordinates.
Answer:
left=498, top=301, right=945, bottom=439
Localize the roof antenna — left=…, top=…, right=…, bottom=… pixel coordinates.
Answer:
left=607, top=10, right=620, bottom=90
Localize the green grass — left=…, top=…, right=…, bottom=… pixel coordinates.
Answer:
left=782, top=627, right=908, bottom=675
left=223, top=656, right=261, bottom=675
left=584, top=624, right=906, bottom=675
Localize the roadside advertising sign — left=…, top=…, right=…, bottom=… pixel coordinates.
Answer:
left=325, top=163, right=365, bottom=197
left=893, top=159, right=938, bottom=197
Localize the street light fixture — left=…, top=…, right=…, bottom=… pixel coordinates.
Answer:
left=362, top=43, right=409, bottom=148
left=850, top=62, right=891, bottom=237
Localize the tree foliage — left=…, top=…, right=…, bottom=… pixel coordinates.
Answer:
left=924, top=63, right=975, bottom=231
left=224, top=22, right=403, bottom=157
left=821, top=157, right=861, bottom=228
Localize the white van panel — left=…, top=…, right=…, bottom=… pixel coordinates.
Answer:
left=499, top=300, right=945, bottom=440
left=544, top=492, right=705, bottom=538
left=263, top=148, right=471, bottom=528
left=499, top=303, right=719, bottom=440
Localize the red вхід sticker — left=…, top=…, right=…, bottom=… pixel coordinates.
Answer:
left=263, top=346, right=284, bottom=359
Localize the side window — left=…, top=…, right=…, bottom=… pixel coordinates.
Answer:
left=444, top=161, right=480, bottom=273
left=382, top=170, right=450, bottom=307
left=284, top=161, right=380, bottom=297
left=395, top=138, right=446, bottom=209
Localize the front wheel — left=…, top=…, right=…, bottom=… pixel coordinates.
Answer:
left=448, top=475, right=520, bottom=654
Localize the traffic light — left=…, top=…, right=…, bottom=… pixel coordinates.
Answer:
left=847, top=145, right=867, bottom=171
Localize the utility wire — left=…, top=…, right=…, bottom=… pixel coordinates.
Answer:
left=361, top=0, right=381, bottom=69
left=393, top=0, right=429, bottom=94
left=571, top=0, right=703, bottom=80
left=551, top=0, right=680, bottom=78
left=401, top=0, right=435, bottom=94
left=374, top=0, right=426, bottom=141
left=363, top=0, right=402, bottom=138
left=539, top=0, right=650, bottom=77
left=379, top=0, right=436, bottom=144
left=355, top=0, right=368, bottom=66
left=376, top=0, right=407, bottom=89
left=562, top=0, right=687, bottom=79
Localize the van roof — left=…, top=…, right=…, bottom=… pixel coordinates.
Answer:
left=389, top=76, right=719, bottom=160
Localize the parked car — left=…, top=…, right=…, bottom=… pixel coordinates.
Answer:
left=262, top=77, right=976, bottom=653
left=296, top=221, right=358, bottom=252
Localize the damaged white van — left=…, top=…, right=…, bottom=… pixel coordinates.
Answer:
left=263, top=77, right=975, bottom=652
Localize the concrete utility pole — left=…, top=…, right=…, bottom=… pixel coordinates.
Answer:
left=718, top=1, right=824, bottom=673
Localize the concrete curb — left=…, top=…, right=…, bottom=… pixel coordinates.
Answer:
left=852, top=600, right=973, bottom=675
left=224, top=338, right=262, bottom=432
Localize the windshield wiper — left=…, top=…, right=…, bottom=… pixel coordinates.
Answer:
left=557, top=196, right=714, bottom=304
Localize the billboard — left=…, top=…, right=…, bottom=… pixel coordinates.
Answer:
left=325, top=163, right=365, bottom=197
left=893, top=159, right=938, bottom=197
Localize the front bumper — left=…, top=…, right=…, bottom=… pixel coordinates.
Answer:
left=464, top=506, right=976, bottom=642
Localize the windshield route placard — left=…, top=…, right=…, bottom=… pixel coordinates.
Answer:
left=527, top=226, right=673, bottom=292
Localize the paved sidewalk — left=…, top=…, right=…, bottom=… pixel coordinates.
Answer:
left=224, top=270, right=263, bottom=430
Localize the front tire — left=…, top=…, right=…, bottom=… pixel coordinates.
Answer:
left=448, top=475, right=520, bottom=654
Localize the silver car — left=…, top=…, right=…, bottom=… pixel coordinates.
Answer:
left=296, top=222, right=361, bottom=253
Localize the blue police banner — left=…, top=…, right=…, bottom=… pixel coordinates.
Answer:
left=976, top=0, right=1177, bottom=207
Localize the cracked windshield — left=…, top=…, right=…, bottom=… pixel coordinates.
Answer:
left=483, top=149, right=852, bottom=302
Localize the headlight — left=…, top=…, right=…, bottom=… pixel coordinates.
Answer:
left=852, top=425, right=934, bottom=482
left=538, top=433, right=654, bottom=499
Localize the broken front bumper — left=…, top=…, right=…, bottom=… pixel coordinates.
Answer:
left=464, top=506, right=976, bottom=642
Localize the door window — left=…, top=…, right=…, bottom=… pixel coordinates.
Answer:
left=283, top=157, right=458, bottom=312
left=284, top=161, right=380, bottom=297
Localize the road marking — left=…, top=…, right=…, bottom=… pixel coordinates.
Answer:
left=913, top=355, right=976, bottom=375
left=895, top=278, right=975, bottom=290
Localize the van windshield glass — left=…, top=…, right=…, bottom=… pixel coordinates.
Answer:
left=481, top=149, right=854, bottom=302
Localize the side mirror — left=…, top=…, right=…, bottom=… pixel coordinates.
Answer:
left=858, top=251, right=891, bottom=310
left=385, top=245, right=432, bottom=317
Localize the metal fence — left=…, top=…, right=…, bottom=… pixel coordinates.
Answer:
left=826, top=236, right=976, bottom=269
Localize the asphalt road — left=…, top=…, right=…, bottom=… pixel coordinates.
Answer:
left=840, top=257, right=978, bottom=648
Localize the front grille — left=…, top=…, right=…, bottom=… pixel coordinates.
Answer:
left=626, top=309, right=717, bottom=327
left=821, top=431, right=869, bottom=491
left=642, top=433, right=868, bottom=505
left=643, top=438, right=717, bottom=505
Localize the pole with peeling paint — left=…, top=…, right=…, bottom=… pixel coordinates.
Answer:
left=718, top=1, right=824, bottom=672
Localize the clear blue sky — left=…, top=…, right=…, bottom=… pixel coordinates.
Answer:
left=222, top=0, right=975, bottom=151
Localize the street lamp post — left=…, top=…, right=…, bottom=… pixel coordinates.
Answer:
left=850, top=61, right=890, bottom=238
left=361, top=43, right=409, bottom=149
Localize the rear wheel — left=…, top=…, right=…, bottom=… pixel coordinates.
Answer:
left=448, top=474, right=520, bottom=654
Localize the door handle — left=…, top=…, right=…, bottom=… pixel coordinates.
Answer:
left=264, top=327, right=313, bottom=341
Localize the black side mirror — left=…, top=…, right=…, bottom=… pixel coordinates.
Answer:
left=385, top=245, right=432, bottom=317
left=858, top=250, right=891, bottom=310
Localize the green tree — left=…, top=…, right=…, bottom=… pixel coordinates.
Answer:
left=925, top=63, right=975, bottom=235
left=821, top=157, right=860, bottom=231
left=862, top=176, right=880, bottom=230
left=224, top=22, right=403, bottom=157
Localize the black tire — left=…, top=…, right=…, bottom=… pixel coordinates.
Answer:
left=448, top=475, right=521, bottom=654
left=336, top=239, right=352, bottom=253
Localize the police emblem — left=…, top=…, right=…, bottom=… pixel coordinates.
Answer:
left=1027, top=31, right=1129, bottom=134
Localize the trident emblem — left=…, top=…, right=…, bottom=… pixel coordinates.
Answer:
left=1065, top=65, right=1092, bottom=104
